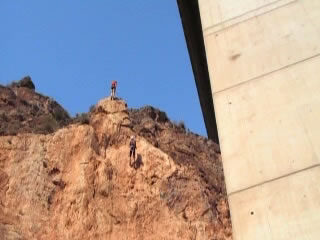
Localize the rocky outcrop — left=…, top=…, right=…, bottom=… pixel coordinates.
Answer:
left=0, top=78, right=70, bottom=136
left=0, top=97, right=232, bottom=240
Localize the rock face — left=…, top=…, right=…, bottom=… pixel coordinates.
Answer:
left=0, top=96, right=232, bottom=239
left=0, top=78, right=70, bottom=136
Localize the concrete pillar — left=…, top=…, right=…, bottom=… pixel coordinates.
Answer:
left=198, top=0, right=320, bottom=239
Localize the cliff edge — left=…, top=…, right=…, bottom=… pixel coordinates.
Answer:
left=0, top=82, right=231, bottom=239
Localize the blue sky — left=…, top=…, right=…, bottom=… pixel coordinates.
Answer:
left=0, top=1, right=207, bottom=136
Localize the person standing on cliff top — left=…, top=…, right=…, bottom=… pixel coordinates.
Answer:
left=129, top=135, right=137, bottom=167
left=110, top=80, right=117, bottom=100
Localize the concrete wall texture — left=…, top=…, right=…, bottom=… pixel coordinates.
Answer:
left=198, top=0, right=320, bottom=239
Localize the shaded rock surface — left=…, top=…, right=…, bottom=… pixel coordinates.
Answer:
left=0, top=77, right=70, bottom=136
left=0, top=91, right=232, bottom=239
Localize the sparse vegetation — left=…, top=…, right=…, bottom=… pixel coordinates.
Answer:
left=53, top=108, right=68, bottom=122
left=35, top=115, right=59, bottom=134
left=89, top=105, right=95, bottom=113
left=20, top=99, right=29, bottom=106
left=0, top=113, right=8, bottom=122
left=172, top=120, right=186, bottom=132
left=8, top=76, right=35, bottom=90
left=177, top=120, right=186, bottom=130
left=74, top=113, right=90, bottom=125
left=157, top=110, right=168, bottom=122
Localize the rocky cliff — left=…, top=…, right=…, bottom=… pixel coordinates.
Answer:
left=0, top=77, right=70, bottom=136
left=0, top=81, right=232, bottom=240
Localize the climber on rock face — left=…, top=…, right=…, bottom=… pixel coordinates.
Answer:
left=129, top=135, right=137, bottom=167
left=110, top=80, right=117, bottom=100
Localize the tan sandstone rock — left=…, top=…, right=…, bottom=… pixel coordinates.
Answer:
left=0, top=98, right=232, bottom=240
